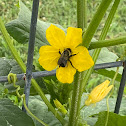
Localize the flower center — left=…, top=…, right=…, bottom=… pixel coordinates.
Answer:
left=58, top=48, right=76, bottom=68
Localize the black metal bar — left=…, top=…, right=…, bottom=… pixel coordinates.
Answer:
left=1, top=61, right=124, bottom=83
left=114, top=60, right=126, bottom=114
left=94, top=61, right=123, bottom=70
left=0, top=70, right=56, bottom=82
left=22, top=0, right=39, bottom=112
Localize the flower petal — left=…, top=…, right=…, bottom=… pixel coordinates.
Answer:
left=64, top=27, right=82, bottom=48
left=98, top=85, right=113, bottom=101
left=70, top=46, right=94, bottom=71
left=91, top=80, right=110, bottom=96
left=46, top=24, right=66, bottom=49
left=56, top=62, right=76, bottom=83
left=86, top=80, right=112, bottom=105
left=39, top=45, right=60, bottom=71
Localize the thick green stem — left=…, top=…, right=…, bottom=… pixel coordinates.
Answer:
left=69, top=0, right=114, bottom=125
left=81, top=0, right=120, bottom=92
left=77, top=0, right=84, bottom=29
left=69, top=0, right=121, bottom=125
left=80, top=0, right=114, bottom=91
left=83, top=0, right=87, bottom=28
left=31, top=79, right=65, bottom=124
left=77, top=0, right=87, bottom=29
left=0, top=18, right=26, bottom=72
left=91, top=0, right=121, bottom=67
left=82, top=0, right=112, bottom=47
left=0, top=17, right=65, bottom=125
left=68, top=0, right=85, bottom=125
left=68, top=72, right=82, bottom=126
left=89, top=36, right=126, bottom=50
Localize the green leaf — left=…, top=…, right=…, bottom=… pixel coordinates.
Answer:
left=95, top=69, right=122, bottom=82
left=81, top=98, right=126, bottom=118
left=0, top=58, right=12, bottom=76
left=0, top=58, right=24, bottom=93
left=0, top=58, right=23, bottom=76
left=28, top=95, right=62, bottom=126
left=0, top=98, right=34, bottom=126
left=95, top=111, right=126, bottom=126
left=0, top=58, right=46, bottom=95
left=5, top=0, right=66, bottom=47
left=90, top=48, right=123, bottom=82
left=95, top=48, right=118, bottom=64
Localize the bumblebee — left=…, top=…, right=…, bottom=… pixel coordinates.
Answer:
left=58, top=48, right=76, bottom=67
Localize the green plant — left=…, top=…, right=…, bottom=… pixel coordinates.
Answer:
left=0, top=0, right=126, bottom=126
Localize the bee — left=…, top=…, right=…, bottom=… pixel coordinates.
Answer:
left=58, top=48, right=76, bottom=67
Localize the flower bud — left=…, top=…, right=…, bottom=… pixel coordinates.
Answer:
left=54, top=99, right=67, bottom=114
left=85, top=80, right=113, bottom=106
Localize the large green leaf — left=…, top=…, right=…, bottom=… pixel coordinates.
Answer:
left=28, top=95, right=62, bottom=126
left=95, top=48, right=118, bottom=64
left=90, top=47, right=123, bottom=82
left=28, top=94, right=126, bottom=126
left=95, top=111, right=126, bottom=126
left=27, top=94, right=126, bottom=126
left=5, top=0, right=66, bottom=47
left=0, top=98, right=34, bottom=126
left=0, top=58, right=12, bottom=76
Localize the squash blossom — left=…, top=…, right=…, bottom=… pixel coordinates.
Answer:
left=85, top=80, right=113, bottom=106
left=39, top=24, right=94, bottom=83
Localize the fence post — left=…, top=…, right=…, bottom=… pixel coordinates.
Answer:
left=22, top=0, right=39, bottom=112
left=114, top=60, right=126, bottom=114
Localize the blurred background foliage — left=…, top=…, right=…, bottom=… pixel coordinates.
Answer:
left=0, top=0, right=126, bottom=104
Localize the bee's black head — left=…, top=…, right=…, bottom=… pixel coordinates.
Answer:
left=67, top=48, right=71, bottom=52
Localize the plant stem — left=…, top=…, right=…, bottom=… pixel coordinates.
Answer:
left=81, top=0, right=120, bottom=93
left=83, top=0, right=87, bottom=28
left=8, top=73, right=48, bottom=126
left=0, top=17, right=26, bottom=72
left=23, top=95, right=48, bottom=126
left=0, top=17, right=65, bottom=125
left=80, top=0, right=114, bottom=94
left=89, top=36, right=126, bottom=50
left=68, top=0, right=85, bottom=125
left=91, top=0, right=121, bottom=71
left=68, top=72, right=82, bottom=126
left=69, top=0, right=119, bottom=125
left=82, top=0, right=112, bottom=47
left=77, top=0, right=84, bottom=29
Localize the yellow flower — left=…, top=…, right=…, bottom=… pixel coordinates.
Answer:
left=85, top=80, right=113, bottom=106
left=39, top=24, right=94, bottom=83
left=53, top=99, right=67, bottom=115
